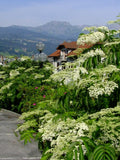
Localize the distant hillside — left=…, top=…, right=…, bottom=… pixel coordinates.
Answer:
left=32, top=21, right=119, bottom=39
left=31, top=21, right=85, bottom=40
left=0, top=25, right=65, bottom=56
left=0, top=21, right=119, bottom=57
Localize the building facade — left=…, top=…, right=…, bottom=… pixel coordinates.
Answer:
left=48, top=41, right=93, bottom=70
left=48, top=41, right=78, bottom=69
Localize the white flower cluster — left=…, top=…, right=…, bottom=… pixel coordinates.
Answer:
left=25, top=67, right=34, bottom=72
left=81, top=48, right=105, bottom=59
left=17, top=105, right=120, bottom=159
left=77, top=31, right=105, bottom=45
left=83, top=26, right=109, bottom=33
left=87, top=105, right=120, bottom=152
left=71, top=67, right=82, bottom=82
left=75, top=48, right=105, bottom=67
left=20, top=56, right=31, bottom=61
left=18, top=109, right=49, bottom=120
left=43, top=64, right=53, bottom=71
left=16, top=110, right=53, bottom=132
left=50, top=66, right=88, bottom=85
left=50, top=48, right=106, bottom=85
left=104, top=41, right=120, bottom=46
left=16, top=119, right=37, bottom=132
left=38, top=114, right=89, bottom=160
left=33, top=73, right=44, bottom=79
left=79, top=67, right=88, bottom=74
left=78, top=78, right=97, bottom=89
left=83, top=26, right=97, bottom=32
left=0, top=82, right=13, bottom=94
left=50, top=47, right=106, bottom=86
left=88, top=81, right=118, bottom=98
left=9, top=70, right=19, bottom=78
left=0, top=74, right=7, bottom=80
left=50, top=69, right=71, bottom=83
left=17, top=67, right=25, bottom=71
left=98, top=117, right=120, bottom=151
left=88, top=105, right=120, bottom=119
left=77, top=65, right=119, bottom=90
left=7, top=93, right=13, bottom=97
left=97, top=26, right=109, bottom=32
left=0, top=71, right=5, bottom=75
left=90, top=65, right=120, bottom=77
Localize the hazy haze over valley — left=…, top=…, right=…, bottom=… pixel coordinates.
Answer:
left=0, top=0, right=119, bottom=56
left=0, top=21, right=119, bottom=57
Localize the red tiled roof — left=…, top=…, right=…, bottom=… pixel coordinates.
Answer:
left=78, top=44, right=94, bottom=49
left=48, top=42, right=94, bottom=57
left=67, top=44, right=94, bottom=57
left=57, top=41, right=78, bottom=49
left=48, top=50, right=60, bottom=57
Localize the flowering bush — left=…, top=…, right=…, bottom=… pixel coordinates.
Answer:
left=0, top=60, right=53, bottom=112
left=17, top=105, right=120, bottom=159
left=1, top=18, right=120, bottom=159
left=77, top=31, right=105, bottom=45
left=88, top=81, right=118, bottom=98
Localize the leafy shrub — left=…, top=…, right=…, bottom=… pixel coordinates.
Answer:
left=0, top=60, right=53, bottom=113
left=1, top=20, right=120, bottom=160
left=16, top=105, right=120, bottom=160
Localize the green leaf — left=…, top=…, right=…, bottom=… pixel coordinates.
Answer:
left=81, top=137, right=96, bottom=154
left=89, top=144, right=117, bottom=160
left=96, top=151, right=105, bottom=160
left=93, top=146, right=104, bottom=160
left=105, top=153, right=113, bottom=160
left=79, top=144, right=84, bottom=160
left=40, top=152, right=52, bottom=160
left=20, top=130, right=35, bottom=145
left=74, top=148, right=78, bottom=160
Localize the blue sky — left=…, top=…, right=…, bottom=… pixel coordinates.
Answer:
left=0, top=0, right=119, bottom=27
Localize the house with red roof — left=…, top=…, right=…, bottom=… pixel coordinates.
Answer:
left=48, top=41, right=93, bottom=70
left=48, top=41, right=78, bottom=68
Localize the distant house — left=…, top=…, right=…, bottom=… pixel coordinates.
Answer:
left=48, top=41, right=78, bottom=69
left=0, top=55, right=19, bottom=65
left=48, top=41, right=93, bottom=70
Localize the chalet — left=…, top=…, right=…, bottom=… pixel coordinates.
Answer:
left=48, top=41, right=93, bottom=70
left=48, top=41, right=78, bottom=68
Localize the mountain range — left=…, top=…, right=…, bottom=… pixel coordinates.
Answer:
left=0, top=21, right=119, bottom=57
